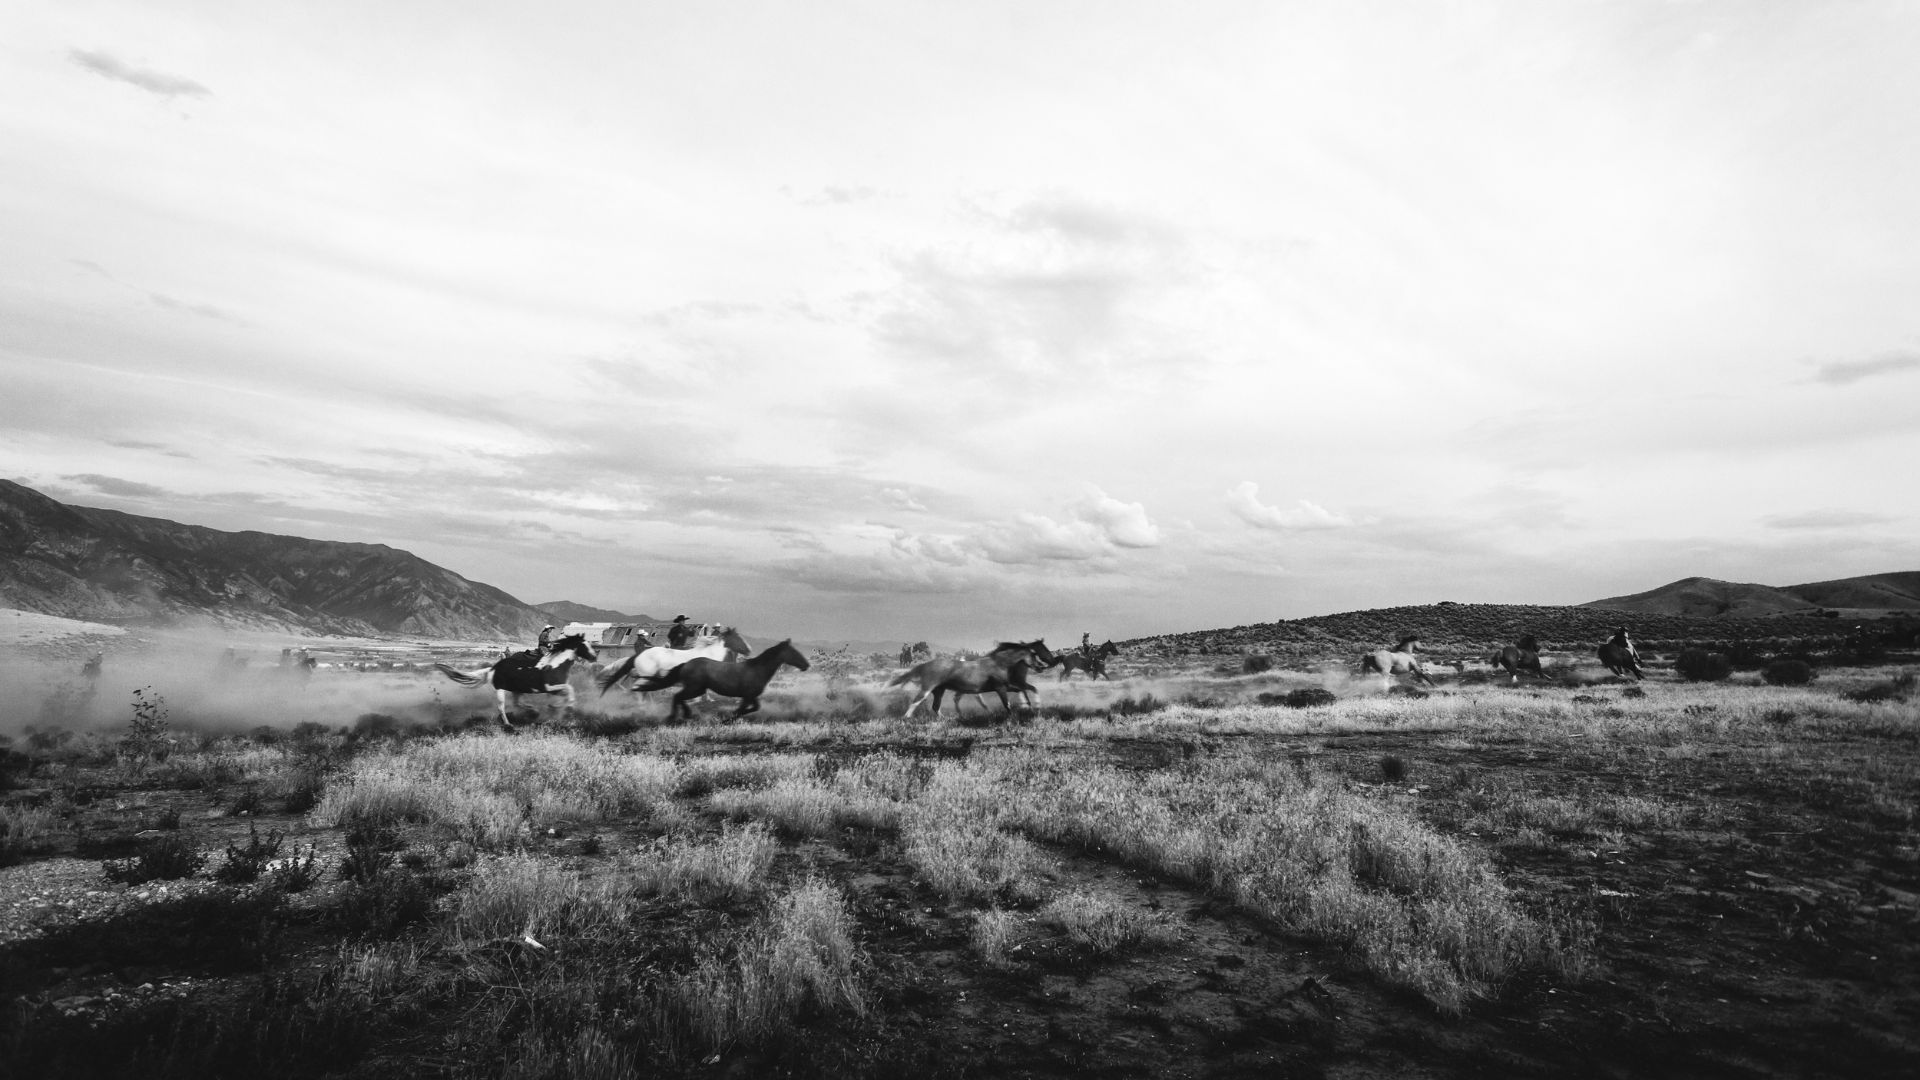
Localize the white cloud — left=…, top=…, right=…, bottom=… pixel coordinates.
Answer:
left=1073, top=487, right=1161, bottom=548
left=1226, top=482, right=1351, bottom=531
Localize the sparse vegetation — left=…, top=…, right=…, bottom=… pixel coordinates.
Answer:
left=1674, top=649, right=1735, bottom=682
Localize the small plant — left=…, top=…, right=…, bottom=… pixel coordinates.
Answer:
left=1040, top=891, right=1180, bottom=954
left=1762, top=659, right=1816, bottom=686
left=270, top=844, right=323, bottom=892
left=104, top=834, right=206, bottom=885
left=1380, top=755, right=1407, bottom=783
left=1673, top=650, right=1733, bottom=683
left=1241, top=653, right=1275, bottom=675
left=339, top=823, right=402, bottom=883
left=1, top=804, right=60, bottom=867
left=1281, top=687, right=1338, bottom=708
left=214, top=823, right=286, bottom=884
left=119, top=686, right=172, bottom=767
left=228, top=784, right=265, bottom=815
left=971, top=908, right=1025, bottom=966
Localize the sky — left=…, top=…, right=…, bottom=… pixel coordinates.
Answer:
left=3, top=0, right=1918, bottom=646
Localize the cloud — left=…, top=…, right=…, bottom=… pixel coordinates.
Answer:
left=1763, top=508, right=1898, bottom=530
left=59, top=473, right=171, bottom=498
left=148, top=291, right=244, bottom=324
left=1072, top=487, right=1161, bottom=548
left=1226, top=482, right=1351, bottom=530
left=69, top=49, right=210, bottom=98
left=1812, top=350, right=1920, bottom=386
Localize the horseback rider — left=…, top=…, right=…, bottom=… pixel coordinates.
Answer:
left=537, top=625, right=557, bottom=654
left=667, top=614, right=695, bottom=649
left=1081, top=632, right=1092, bottom=658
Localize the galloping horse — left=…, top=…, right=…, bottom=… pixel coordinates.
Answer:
left=1489, top=634, right=1546, bottom=684
left=435, top=633, right=597, bottom=727
left=1596, top=627, right=1644, bottom=679
left=889, top=640, right=1055, bottom=718
left=593, top=625, right=752, bottom=695
left=1055, top=640, right=1119, bottom=681
left=1360, top=636, right=1434, bottom=687
left=646, top=640, right=809, bottom=722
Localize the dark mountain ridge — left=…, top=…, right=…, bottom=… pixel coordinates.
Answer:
left=1584, top=573, right=1920, bottom=618
left=0, top=479, right=547, bottom=640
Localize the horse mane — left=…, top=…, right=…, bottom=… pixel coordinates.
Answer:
left=1393, top=636, right=1421, bottom=651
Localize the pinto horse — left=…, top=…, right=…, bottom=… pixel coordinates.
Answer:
left=1489, top=634, right=1546, bottom=684
left=1596, top=627, right=1644, bottom=679
left=889, top=640, right=1056, bottom=718
left=1360, top=636, right=1434, bottom=687
left=646, top=639, right=809, bottom=722
left=1054, top=640, right=1120, bottom=681
left=435, top=633, right=597, bottom=727
left=593, top=625, right=752, bottom=695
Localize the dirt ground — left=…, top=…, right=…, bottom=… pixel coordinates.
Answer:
left=3, top=646, right=1917, bottom=1078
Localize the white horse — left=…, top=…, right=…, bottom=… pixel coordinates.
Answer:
left=594, top=624, right=752, bottom=695
left=1359, top=635, right=1434, bottom=689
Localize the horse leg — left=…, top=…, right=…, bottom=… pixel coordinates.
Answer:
left=734, top=696, right=760, bottom=720
left=497, top=690, right=517, bottom=728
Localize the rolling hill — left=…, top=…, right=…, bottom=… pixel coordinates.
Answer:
left=1781, top=572, right=1920, bottom=612
left=1581, top=576, right=1816, bottom=618
left=0, top=479, right=548, bottom=640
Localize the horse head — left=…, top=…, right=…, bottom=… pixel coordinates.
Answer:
left=719, top=626, right=753, bottom=658
left=1394, top=636, right=1421, bottom=653
left=549, top=634, right=597, bottom=664
left=772, top=639, right=810, bottom=670
left=1097, top=640, right=1119, bottom=658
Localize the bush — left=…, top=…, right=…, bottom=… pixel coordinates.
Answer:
left=214, top=823, right=285, bottom=884
left=1280, top=687, right=1338, bottom=709
left=104, top=834, right=206, bottom=884
left=1241, top=653, right=1275, bottom=675
left=1762, top=659, right=1816, bottom=686
left=1673, top=650, right=1733, bottom=683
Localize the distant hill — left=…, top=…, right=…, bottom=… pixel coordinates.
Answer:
left=535, top=601, right=656, bottom=625
left=1582, top=576, right=1816, bottom=618
left=0, top=479, right=548, bottom=640
left=1121, top=601, right=1864, bottom=665
left=1782, top=572, right=1920, bottom=612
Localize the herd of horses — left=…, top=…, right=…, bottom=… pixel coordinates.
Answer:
left=1360, top=627, right=1644, bottom=687
left=435, top=622, right=1646, bottom=727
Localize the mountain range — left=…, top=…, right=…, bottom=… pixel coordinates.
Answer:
left=1583, top=573, right=1920, bottom=618
left=0, top=479, right=547, bottom=640
left=2, top=479, right=1912, bottom=644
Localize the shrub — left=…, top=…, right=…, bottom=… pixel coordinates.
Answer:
left=270, top=844, right=323, bottom=893
left=104, top=834, right=206, bottom=884
left=1762, top=659, right=1816, bottom=686
left=1241, top=653, right=1275, bottom=675
left=214, top=823, right=285, bottom=884
left=1673, top=650, right=1733, bottom=682
left=1281, top=687, right=1338, bottom=709
left=1, top=804, right=60, bottom=867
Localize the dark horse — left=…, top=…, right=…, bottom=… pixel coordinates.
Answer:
left=888, top=640, right=1056, bottom=718
left=1489, top=634, right=1545, bottom=684
left=637, top=639, right=810, bottom=722
left=1054, top=640, right=1120, bottom=681
left=1596, top=627, right=1644, bottom=679
left=435, top=633, right=597, bottom=727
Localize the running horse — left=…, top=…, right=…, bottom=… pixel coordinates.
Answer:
left=1054, top=640, right=1120, bottom=681
left=889, top=640, right=1056, bottom=718
left=1489, top=634, right=1546, bottom=684
left=1360, top=636, right=1434, bottom=687
left=640, top=640, right=810, bottom=722
left=592, top=624, right=752, bottom=695
left=435, top=633, right=598, bottom=727
left=1596, top=627, right=1644, bottom=679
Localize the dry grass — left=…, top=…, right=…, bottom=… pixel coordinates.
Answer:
left=672, top=877, right=865, bottom=1051
left=1039, top=890, right=1181, bottom=954
left=310, top=732, right=683, bottom=848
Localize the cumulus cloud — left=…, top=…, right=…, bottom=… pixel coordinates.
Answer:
left=1072, top=487, right=1161, bottom=548
left=1811, top=350, right=1920, bottom=386
left=69, top=49, right=210, bottom=98
left=1763, top=508, right=1898, bottom=530
left=1226, top=482, right=1351, bottom=530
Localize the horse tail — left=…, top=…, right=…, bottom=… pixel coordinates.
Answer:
left=1359, top=653, right=1381, bottom=675
left=435, top=663, right=490, bottom=688
left=886, top=664, right=922, bottom=688
left=628, top=672, right=678, bottom=693
left=594, top=653, right=639, bottom=695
